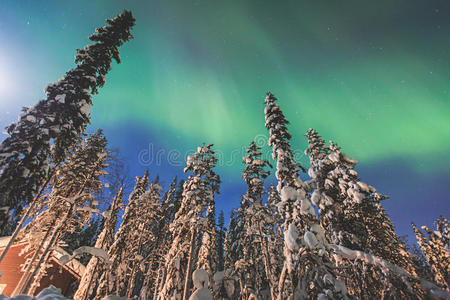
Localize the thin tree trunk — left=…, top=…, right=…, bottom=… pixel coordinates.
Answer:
left=11, top=226, right=52, bottom=296
left=126, top=262, right=138, bottom=299
left=259, top=225, right=276, bottom=300
left=182, top=228, right=196, bottom=300
left=22, top=205, right=73, bottom=294
left=155, top=265, right=166, bottom=300
left=239, top=275, right=245, bottom=300
left=24, top=157, right=102, bottom=295
left=28, top=247, right=52, bottom=296
left=126, top=221, right=147, bottom=299
left=151, top=266, right=162, bottom=300
left=277, top=263, right=287, bottom=300
left=79, top=257, right=99, bottom=300
left=0, top=172, right=53, bottom=265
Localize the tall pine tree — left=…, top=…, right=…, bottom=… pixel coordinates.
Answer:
left=234, top=141, right=274, bottom=299
left=264, top=92, right=349, bottom=299
left=0, top=11, right=135, bottom=231
left=412, top=221, right=450, bottom=290
left=305, top=128, right=420, bottom=298
left=159, top=144, right=220, bottom=300
left=17, top=130, right=108, bottom=295
left=94, top=171, right=149, bottom=299
left=74, top=187, right=123, bottom=300
left=216, top=211, right=226, bottom=272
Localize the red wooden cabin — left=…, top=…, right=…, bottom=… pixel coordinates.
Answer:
left=0, top=236, right=85, bottom=297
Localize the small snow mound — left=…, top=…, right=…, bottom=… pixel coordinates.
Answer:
left=58, top=255, right=71, bottom=265
left=284, top=223, right=299, bottom=251
left=311, top=190, right=321, bottom=205
left=1, top=285, right=69, bottom=300
left=308, top=167, right=316, bottom=179
left=304, top=231, right=319, bottom=249
left=80, top=102, right=91, bottom=116
left=36, top=285, right=67, bottom=300
left=356, top=181, right=370, bottom=193
left=73, top=246, right=109, bottom=262
left=188, top=287, right=213, bottom=300
left=300, top=198, right=316, bottom=216
left=192, top=269, right=209, bottom=289
left=280, top=186, right=297, bottom=202
left=317, top=293, right=328, bottom=300
left=328, top=152, right=339, bottom=162
left=213, top=271, right=224, bottom=283
left=102, top=296, right=125, bottom=300
left=55, top=94, right=66, bottom=103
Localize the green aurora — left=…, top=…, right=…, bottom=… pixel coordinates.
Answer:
left=1, top=0, right=449, bottom=174
left=1, top=0, right=449, bottom=239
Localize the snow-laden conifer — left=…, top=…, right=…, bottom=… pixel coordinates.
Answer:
left=196, top=200, right=217, bottom=275
left=216, top=211, right=226, bottom=273
left=305, top=128, right=421, bottom=298
left=139, top=177, right=184, bottom=300
left=94, top=171, right=149, bottom=299
left=435, top=216, right=450, bottom=252
left=16, top=130, right=108, bottom=295
left=123, top=179, right=162, bottom=298
left=264, top=93, right=349, bottom=299
left=74, top=187, right=123, bottom=300
left=233, top=141, right=275, bottom=299
left=412, top=221, right=450, bottom=289
left=0, top=11, right=135, bottom=230
left=159, top=144, right=220, bottom=300
left=224, top=210, right=239, bottom=273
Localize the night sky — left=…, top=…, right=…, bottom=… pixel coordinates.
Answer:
left=0, top=0, right=449, bottom=243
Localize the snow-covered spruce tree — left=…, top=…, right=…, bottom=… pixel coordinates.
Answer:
left=94, top=170, right=149, bottom=299
left=264, top=184, right=284, bottom=291
left=233, top=141, right=275, bottom=299
left=18, top=130, right=108, bottom=295
left=159, top=144, right=220, bottom=300
left=196, top=199, right=217, bottom=275
left=305, top=128, right=419, bottom=298
left=411, top=244, right=434, bottom=282
left=140, top=177, right=185, bottom=300
left=264, top=92, right=349, bottom=299
left=62, top=214, right=102, bottom=259
left=304, top=129, right=364, bottom=249
left=0, top=205, right=24, bottom=236
left=223, top=210, right=239, bottom=272
left=412, top=222, right=450, bottom=289
left=216, top=210, right=226, bottom=272
left=163, top=177, right=184, bottom=225
left=74, top=187, right=123, bottom=300
left=59, top=147, right=129, bottom=260
left=0, top=11, right=135, bottom=231
left=125, top=178, right=163, bottom=298
left=435, top=216, right=450, bottom=251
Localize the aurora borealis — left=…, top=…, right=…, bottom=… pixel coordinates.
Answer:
left=0, top=0, right=449, bottom=241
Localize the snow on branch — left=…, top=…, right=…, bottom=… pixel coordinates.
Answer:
left=328, top=244, right=450, bottom=299
left=59, top=246, right=110, bottom=265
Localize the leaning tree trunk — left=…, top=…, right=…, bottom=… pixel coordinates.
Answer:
left=22, top=204, right=73, bottom=294
left=259, top=224, right=276, bottom=300
left=10, top=224, right=53, bottom=296
left=182, top=228, right=196, bottom=300
left=276, top=263, right=287, bottom=300
left=0, top=172, right=54, bottom=266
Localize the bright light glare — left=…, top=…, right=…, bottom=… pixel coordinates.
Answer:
left=0, top=56, right=15, bottom=99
